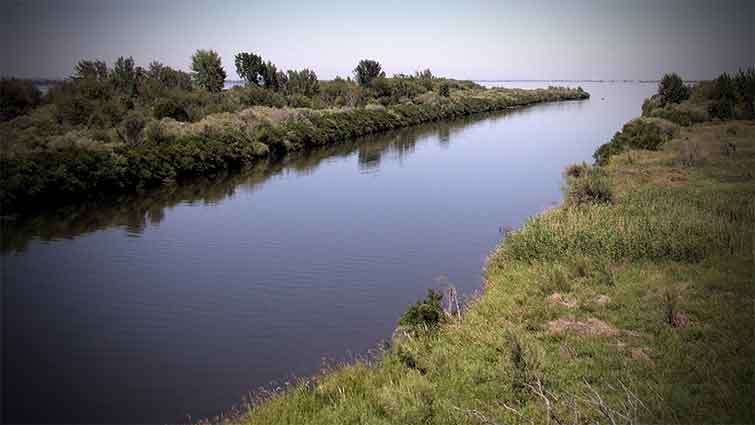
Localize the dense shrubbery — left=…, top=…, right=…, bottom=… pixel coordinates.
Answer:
left=593, top=117, right=678, bottom=164
left=642, top=68, right=755, bottom=125
left=0, top=50, right=589, bottom=211
left=563, top=163, right=612, bottom=206
left=658, top=73, right=690, bottom=106
left=0, top=78, right=42, bottom=121
left=399, top=289, right=445, bottom=328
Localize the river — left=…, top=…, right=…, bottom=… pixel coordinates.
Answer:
left=1, top=82, right=656, bottom=424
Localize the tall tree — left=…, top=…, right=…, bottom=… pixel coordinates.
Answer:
left=260, top=61, right=280, bottom=90
left=234, top=52, right=264, bottom=86
left=191, top=49, right=227, bottom=92
left=353, top=59, right=385, bottom=86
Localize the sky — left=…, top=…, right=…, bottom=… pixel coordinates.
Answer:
left=0, top=0, right=752, bottom=81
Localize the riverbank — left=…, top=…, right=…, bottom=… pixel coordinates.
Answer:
left=222, top=117, right=754, bottom=422
left=0, top=86, right=587, bottom=213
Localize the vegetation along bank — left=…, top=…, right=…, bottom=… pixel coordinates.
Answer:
left=0, top=52, right=588, bottom=213
left=213, top=70, right=753, bottom=424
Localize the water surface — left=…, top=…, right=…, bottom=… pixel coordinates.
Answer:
left=1, top=82, right=656, bottom=424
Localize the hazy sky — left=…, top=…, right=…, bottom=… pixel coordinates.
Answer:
left=1, top=0, right=752, bottom=81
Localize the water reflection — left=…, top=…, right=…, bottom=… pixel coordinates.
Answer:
left=2, top=111, right=517, bottom=254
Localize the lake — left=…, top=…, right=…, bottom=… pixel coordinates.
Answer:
left=1, top=82, right=656, bottom=424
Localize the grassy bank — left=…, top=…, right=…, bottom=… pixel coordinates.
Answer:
left=0, top=85, right=587, bottom=212
left=219, top=95, right=754, bottom=423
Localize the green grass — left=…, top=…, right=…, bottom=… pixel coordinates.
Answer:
left=214, top=120, right=754, bottom=425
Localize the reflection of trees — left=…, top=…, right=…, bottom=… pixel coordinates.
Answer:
left=1, top=108, right=526, bottom=253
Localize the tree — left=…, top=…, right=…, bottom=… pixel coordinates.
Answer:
left=110, top=56, right=140, bottom=97
left=73, top=59, right=108, bottom=81
left=147, top=61, right=192, bottom=91
left=709, top=72, right=736, bottom=120
left=285, top=69, right=319, bottom=96
left=658, top=73, right=689, bottom=106
left=260, top=61, right=280, bottom=90
left=353, top=59, right=385, bottom=86
left=234, top=52, right=264, bottom=86
left=191, top=49, right=226, bottom=92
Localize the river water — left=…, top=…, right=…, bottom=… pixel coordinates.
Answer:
left=1, top=82, right=656, bottom=424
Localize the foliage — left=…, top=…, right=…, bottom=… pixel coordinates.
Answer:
left=657, top=73, right=690, bottom=106
left=110, top=56, right=140, bottom=98
left=191, top=49, right=227, bottom=92
left=353, top=59, right=385, bottom=86
left=563, top=165, right=613, bottom=207
left=152, top=97, right=189, bottom=121
left=708, top=72, right=737, bottom=120
left=284, top=69, right=319, bottom=96
left=438, top=82, right=450, bottom=98
left=120, top=110, right=146, bottom=145
left=399, top=289, right=445, bottom=328
left=260, top=61, right=281, bottom=91
left=0, top=78, right=42, bottom=121
left=234, top=52, right=264, bottom=86
left=593, top=117, right=677, bottom=164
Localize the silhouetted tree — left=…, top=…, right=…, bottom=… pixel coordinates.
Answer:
left=234, top=52, right=264, bottom=86
left=353, top=59, right=385, bottom=86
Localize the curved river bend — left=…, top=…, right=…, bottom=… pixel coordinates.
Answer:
left=2, top=82, right=655, bottom=424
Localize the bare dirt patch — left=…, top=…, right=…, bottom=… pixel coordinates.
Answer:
left=546, top=293, right=578, bottom=308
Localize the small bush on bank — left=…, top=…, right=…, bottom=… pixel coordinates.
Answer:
left=593, top=118, right=677, bottom=164
left=563, top=167, right=613, bottom=207
left=399, top=289, right=445, bottom=329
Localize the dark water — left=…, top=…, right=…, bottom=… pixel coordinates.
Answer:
left=1, top=82, right=656, bottom=424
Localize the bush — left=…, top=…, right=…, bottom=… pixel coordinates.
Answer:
left=153, top=97, right=189, bottom=121
left=120, top=111, right=146, bottom=145
left=438, top=83, right=450, bottom=98
left=238, top=85, right=286, bottom=108
left=594, top=118, right=677, bottom=164
left=0, top=78, right=42, bottom=121
left=648, top=103, right=708, bottom=126
left=399, top=289, right=445, bottom=328
left=563, top=165, right=613, bottom=207
left=658, top=73, right=690, bottom=106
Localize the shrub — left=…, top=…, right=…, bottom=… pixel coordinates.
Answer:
left=438, top=83, right=450, bottom=98
left=0, top=78, right=42, bottom=121
left=153, top=97, right=189, bottom=121
left=593, top=118, right=677, bottom=164
left=648, top=103, right=708, bottom=126
left=658, top=73, right=690, bottom=105
left=708, top=72, right=737, bottom=120
left=563, top=166, right=613, bottom=207
left=238, top=85, right=286, bottom=108
left=120, top=111, right=146, bottom=145
left=191, top=49, right=227, bottom=93
left=399, top=289, right=445, bottom=328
